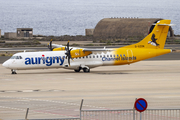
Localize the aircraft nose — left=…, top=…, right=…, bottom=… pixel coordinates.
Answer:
left=2, top=61, right=9, bottom=68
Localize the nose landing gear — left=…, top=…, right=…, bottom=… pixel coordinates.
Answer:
left=11, top=69, right=17, bottom=74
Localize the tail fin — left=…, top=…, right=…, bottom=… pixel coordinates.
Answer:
left=122, top=20, right=171, bottom=49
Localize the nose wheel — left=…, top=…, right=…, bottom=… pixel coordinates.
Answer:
left=11, top=69, right=17, bottom=74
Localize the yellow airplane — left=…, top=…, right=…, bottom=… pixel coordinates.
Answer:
left=3, top=20, right=172, bottom=74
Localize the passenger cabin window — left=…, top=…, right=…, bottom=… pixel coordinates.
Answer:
left=100, top=55, right=102, bottom=58
left=107, top=55, right=109, bottom=57
left=86, top=56, right=88, bottom=58
left=97, top=55, right=98, bottom=58
left=110, top=55, right=112, bottom=57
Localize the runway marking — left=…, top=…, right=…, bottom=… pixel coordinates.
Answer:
left=0, top=89, right=64, bottom=93
left=66, top=78, right=74, bottom=80
left=0, top=106, right=25, bottom=111
left=7, top=101, right=67, bottom=110
left=0, top=106, right=76, bottom=117
left=1, top=96, right=106, bottom=109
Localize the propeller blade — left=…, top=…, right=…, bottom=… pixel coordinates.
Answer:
left=67, top=41, right=69, bottom=50
left=48, top=39, right=53, bottom=51
left=65, top=41, right=72, bottom=66
left=68, top=57, right=70, bottom=65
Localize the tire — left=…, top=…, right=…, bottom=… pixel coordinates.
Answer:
left=11, top=69, right=17, bottom=74
left=74, top=67, right=81, bottom=72
left=12, top=71, right=17, bottom=74
left=74, top=69, right=80, bottom=72
left=83, top=68, right=90, bottom=73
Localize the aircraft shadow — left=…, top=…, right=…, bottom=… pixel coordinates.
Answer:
left=17, top=69, right=148, bottom=75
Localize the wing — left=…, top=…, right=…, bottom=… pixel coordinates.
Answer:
left=83, top=47, right=114, bottom=54
left=51, top=44, right=63, bottom=48
left=50, top=40, right=114, bottom=58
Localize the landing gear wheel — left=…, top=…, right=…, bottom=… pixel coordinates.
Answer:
left=74, top=67, right=81, bottom=72
left=74, top=69, right=80, bottom=72
left=83, top=68, right=90, bottom=73
left=11, top=69, right=17, bottom=74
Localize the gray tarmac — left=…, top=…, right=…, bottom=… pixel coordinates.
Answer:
left=0, top=60, right=180, bottom=119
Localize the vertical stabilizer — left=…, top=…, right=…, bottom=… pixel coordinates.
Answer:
left=122, top=20, right=171, bottom=49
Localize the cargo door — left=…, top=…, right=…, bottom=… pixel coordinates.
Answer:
left=127, top=49, right=133, bottom=63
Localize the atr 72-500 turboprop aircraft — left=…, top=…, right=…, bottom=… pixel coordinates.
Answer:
left=3, top=20, right=173, bottom=74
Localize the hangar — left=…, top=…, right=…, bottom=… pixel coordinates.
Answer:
left=90, top=18, right=174, bottom=39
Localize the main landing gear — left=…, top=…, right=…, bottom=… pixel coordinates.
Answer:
left=74, top=67, right=90, bottom=73
left=11, top=69, right=17, bottom=74
left=83, top=68, right=90, bottom=72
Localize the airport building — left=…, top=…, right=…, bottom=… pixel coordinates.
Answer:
left=4, top=32, right=17, bottom=39
left=4, top=28, right=33, bottom=39
left=17, top=28, right=33, bottom=37
left=86, top=18, right=174, bottom=39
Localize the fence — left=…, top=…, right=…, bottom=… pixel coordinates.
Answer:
left=25, top=99, right=180, bottom=120
left=80, top=109, right=180, bottom=120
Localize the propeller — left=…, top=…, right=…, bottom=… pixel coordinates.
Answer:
left=65, top=41, right=73, bottom=65
left=48, top=39, right=53, bottom=51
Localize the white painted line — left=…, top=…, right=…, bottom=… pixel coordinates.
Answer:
left=22, top=90, right=34, bottom=92
left=1, top=96, right=106, bottom=109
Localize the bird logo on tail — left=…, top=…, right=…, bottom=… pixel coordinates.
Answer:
left=148, top=34, right=159, bottom=46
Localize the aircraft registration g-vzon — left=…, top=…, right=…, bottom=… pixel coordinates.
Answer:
left=2, top=20, right=174, bottom=74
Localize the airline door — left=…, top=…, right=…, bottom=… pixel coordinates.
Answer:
left=127, top=49, right=133, bottom=63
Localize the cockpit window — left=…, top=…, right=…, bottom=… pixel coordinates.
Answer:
left=10, top=56, right=16, bottom=59
left=10, top=56, right=23, bottom=59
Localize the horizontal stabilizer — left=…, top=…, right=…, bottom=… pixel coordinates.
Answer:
left=83, top=48, right=113, bottom=52
left=152, top=23, right=175, bottom=26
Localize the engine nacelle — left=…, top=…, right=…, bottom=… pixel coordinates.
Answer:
left=71, top=49, right=92, bottom=58
left=53, top=47, right=66, bottom=51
